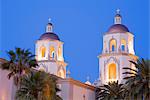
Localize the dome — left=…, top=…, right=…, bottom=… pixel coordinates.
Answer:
left=47, top=22, right=53, bottom=26
left=39, top=32, right=60, bottom=40
left=115, top=14, right=122, bottom=17
left=108, top=24, right=129, bottom=33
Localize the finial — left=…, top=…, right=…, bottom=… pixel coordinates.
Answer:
left=67, top=69, right=71, bottom=78
left=48, top=17, right=51, bottom=23
left=116, top=9, right=120, bottom=14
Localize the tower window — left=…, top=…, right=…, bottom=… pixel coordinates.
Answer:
left=58, top=69, right=65, bottom=78
left=112, top=45, right=115, bottom=51
left=50, top=46, right=55, bottom=58
left=52, top=51, right=55, bottom=58
left=108, top=63, right=117, bottom=80
left=58, top=46, right=61, bottom=57
left=121, top=39, right=126, bottom=52
left=121, top=45, right=125, bottom=51
left=41, top=46, right=46, bottom=57
left=109, top=39, right=117, bottom=52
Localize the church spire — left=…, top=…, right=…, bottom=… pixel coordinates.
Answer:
left=114, top=9, right=122, bottom=24
left=46, top=18, right=53, bottom=32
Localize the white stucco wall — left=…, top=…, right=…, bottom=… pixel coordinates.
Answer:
left=99, top=32, right=136, bottom=85
left=73, top=85, right=95, bottom=100
left=35, top=39, right=66, bottom=78
left=35, top=40, right=64, bottom=61
left=103, top=32, right=134, bottom=54
left=99, top=55, right=135, bottom=84
left=0, top=69, right=16, bottom=100
left=58, top=78, right=95, bottom=100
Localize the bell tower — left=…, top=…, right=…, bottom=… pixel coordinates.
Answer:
left=98, top=10, right=138, bottom=84
left=35, top=19, right=67, bottom=78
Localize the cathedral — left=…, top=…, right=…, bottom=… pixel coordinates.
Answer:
left=0, top=10, right=138, bottom=100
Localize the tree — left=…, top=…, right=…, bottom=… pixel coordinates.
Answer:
left=95, top=81, right=126, bottom=100
left=15, top=71, right=62, bottom=100
left=123, top=58, right=150, bottom=100
left=0, top=47, right=38, bottom=86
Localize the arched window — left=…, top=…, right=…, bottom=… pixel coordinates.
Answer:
left=41, top=46, right=46, bottom=57
left=58, top=70, right=65, bottom=78
left=52, top=51, right=55, bottom=58
left=121, top=39, right=126, bottom=51
left=108, top=63, right=117, bottom=80
left=109, top=39, right=117, bottom=52
left=50, top=46, right=55, bottom=58
left=112, top=45, right=115, bottom=51
left=58, top=46, right=61, bottom=57
left=121, top=45, right=125, bottom=51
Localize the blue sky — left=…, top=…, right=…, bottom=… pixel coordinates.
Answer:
left=0, top=0, right=149, bottom=83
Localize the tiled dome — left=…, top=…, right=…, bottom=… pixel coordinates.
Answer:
left=39, top=32, right=60, bottom=40
left=108, top=24, right=129, bottom=33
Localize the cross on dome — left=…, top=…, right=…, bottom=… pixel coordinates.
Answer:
left=48, top=17, right=51, bottom=23
left=116, top=9, right=120, bottom=14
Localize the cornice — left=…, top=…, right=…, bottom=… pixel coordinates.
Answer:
left=98, top=52, right=138, bottom=60
left=38, top=60, right=67, bottom=67
left=58, top=78, right=95, bottom=91
left=35, top=39, right=64, bottom=44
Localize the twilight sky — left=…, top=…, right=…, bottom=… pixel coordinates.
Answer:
left=0, top=0, right=149, bottom=83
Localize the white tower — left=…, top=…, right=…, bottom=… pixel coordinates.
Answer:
left=35, top=19, right=67, bottom=78
left=98, top=10, right=138, bottom=84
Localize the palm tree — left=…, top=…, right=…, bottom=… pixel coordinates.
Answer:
left=123, top=58, right=150, bottom=100
left=0, top=47, right=38, bottom=86
left=15, top=71, right=62, bottom=100
left=95, top=81, right=126, bottom=100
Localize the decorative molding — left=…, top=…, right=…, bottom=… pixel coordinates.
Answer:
left=98, top=52, right=138, bottom=59
left=105, top=56, right=120, bottom=82
left=104, top=32, right=133, bottom=35
left=36, top=39, right=64, bottom=44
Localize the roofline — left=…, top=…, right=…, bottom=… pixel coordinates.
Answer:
left=0, top=58, right=7, bottom=63
left=58, top=78, right=95, bottom=91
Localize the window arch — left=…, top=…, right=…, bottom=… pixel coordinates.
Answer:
left=50, top=46, right=55, bottom=58
left=58, top=46, right=61, bottom=57
left=58, top=69, right=65, bottom=78
left=121, top=39, right=126, bottom=51
left=41, top=46, right=46, bottom=57
left=109, top=39, right=117, bottom=52
left=108, top=63, right=117, bottom=80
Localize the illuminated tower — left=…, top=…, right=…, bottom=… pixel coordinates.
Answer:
left=98, top=10, right=138, bottom=84
left=35, top=19, right=67, bottom=78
